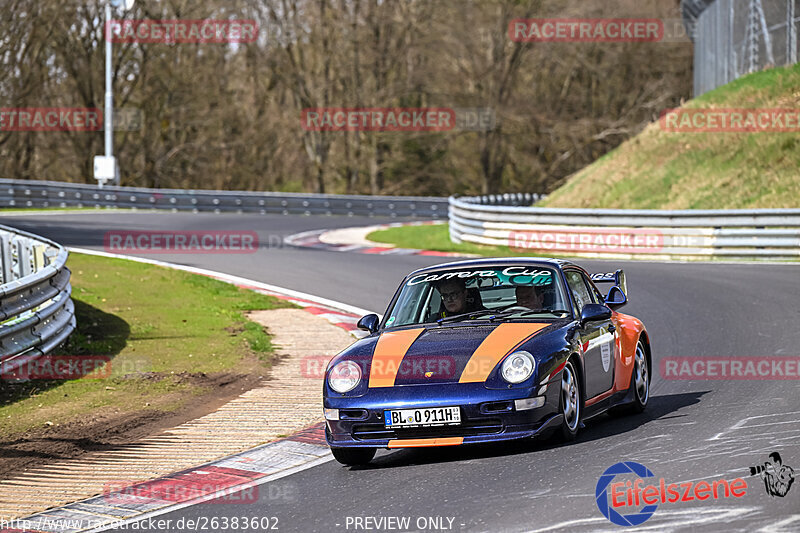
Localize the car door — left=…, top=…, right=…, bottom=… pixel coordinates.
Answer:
left=583, top=273, right=617, bottom=395
left=564, top=270, right=615, bottom=399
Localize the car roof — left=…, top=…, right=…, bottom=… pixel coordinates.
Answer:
left=406, top=257, right=577, bottom=278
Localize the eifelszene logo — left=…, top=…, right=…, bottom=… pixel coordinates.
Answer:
left=749, top=452, right=795, bottom=497
left=596, top=461, right=748, bottom=526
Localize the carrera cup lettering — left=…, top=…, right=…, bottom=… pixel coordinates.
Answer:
left=501, top=266, right=552, bottom=285
left=406, top=270, right=499, bottom=286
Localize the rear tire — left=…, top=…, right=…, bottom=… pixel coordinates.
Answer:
left=558, top=359, right=582, bottom=441
left=331, top=447, right=376, bottom=466
left=610, top=340, right=649, bottom=416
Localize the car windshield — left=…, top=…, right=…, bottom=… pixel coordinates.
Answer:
left=383, top=265, right=570, bottom=328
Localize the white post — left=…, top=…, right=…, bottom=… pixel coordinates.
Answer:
left=103, top=2, right=113, bottom=187
left=95, top=1, right=131, bottom=189
left=789, top=0, right=798, bottom=64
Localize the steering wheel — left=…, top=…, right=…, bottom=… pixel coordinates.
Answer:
left=501, top=305, right=532, bottom=312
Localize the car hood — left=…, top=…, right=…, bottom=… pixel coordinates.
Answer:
left=341, top=321, right=561, bottom=387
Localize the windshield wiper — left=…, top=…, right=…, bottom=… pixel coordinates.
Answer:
left=513, top=309, right=571, bottom=317
left=436, top=309, right=500, bottom=324
left=436, top=308, right=571, bottom=325
left=486, top=310, right=522, bottom=321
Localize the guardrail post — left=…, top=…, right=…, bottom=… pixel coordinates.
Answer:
left=16, top=238, right=31, bottom=278
left=32, top=244, right=46, bottom=272
left=0, top=234, right=11, bottom=285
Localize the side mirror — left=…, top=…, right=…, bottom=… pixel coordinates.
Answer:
left=605, top=286, right=627, bottom=309
left=580, top=303, right=612, bottom=325
left=357, top=314, right=380, bottom=333
left=613, top=270, right=627, bottom=297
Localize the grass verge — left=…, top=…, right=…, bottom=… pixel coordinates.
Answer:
left=539, top=63, right=800, bottom=209
left=368, top=223, right=526, bottom=257
left=0, top=252, right=292, bottom=438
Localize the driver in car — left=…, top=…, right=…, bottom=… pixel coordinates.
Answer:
left=432, top=278, right=484, bottom=319
left=515, top=285, right=544, bottom=310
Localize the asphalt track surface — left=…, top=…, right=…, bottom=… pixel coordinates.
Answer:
left=3, top=211, right=800, bottom=533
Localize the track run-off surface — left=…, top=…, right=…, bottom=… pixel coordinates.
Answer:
left=3, top=211, right=799, bottom=533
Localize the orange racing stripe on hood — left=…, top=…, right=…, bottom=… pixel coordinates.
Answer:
left=368, top=328, right=425, bottom=388
left=458, top=322, right=548, bottom=383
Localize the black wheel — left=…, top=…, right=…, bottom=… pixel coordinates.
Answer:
left=610, top=340, right=650, bottom=416
left=558, top=359, right=582, bottom=441
left=330, top=447, right=376, bottom=466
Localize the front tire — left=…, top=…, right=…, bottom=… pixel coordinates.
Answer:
left=558, top=359, right=582, bottom=441
left=331, top=446, right=376, bottom=466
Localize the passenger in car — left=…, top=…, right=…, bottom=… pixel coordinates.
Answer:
left=515, top=285, right=544, bottom=309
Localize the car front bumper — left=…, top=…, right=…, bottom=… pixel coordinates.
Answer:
left=324, top=382, right=562, bottom=448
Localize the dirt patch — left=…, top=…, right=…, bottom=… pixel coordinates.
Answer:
left=0, top=370, right=264, bottom=480
left=223, top=324, right=245, bottom=335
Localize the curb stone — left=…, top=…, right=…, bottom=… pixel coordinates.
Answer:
left=285, top=221, right=474, bottom=258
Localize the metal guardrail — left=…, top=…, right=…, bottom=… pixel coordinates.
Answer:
left=0, top=178, right=449, bottom=219
left=449, top=194, right=800, bottom=260
left=0, top=225, right=75, bottom=373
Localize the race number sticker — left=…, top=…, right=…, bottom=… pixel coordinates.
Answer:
left=601, top=342, right=611, bottom=372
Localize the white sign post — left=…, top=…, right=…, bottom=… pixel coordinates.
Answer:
left=93, top=155, right=119, bottom=187
left=94, top=0, right=135, bottom=188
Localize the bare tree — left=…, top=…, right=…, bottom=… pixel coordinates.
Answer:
left=0, top=0, right=692, bottom=196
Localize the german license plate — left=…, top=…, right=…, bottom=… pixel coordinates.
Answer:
left=384, top=406, right=461, bottom=428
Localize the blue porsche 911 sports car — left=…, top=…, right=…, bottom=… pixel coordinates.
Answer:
left=323, top=258, right=651, bottom=465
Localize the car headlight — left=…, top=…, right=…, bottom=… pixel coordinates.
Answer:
left=328, top=361, right=362, bottom=393
left=501, top=351, right=536, bottom=384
